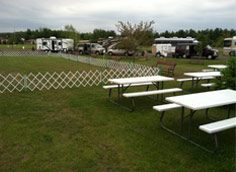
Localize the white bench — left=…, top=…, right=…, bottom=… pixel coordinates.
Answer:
left=177, top=77, right=214, bottom=88
left=153, top=103, right=182, bottom=112
left=199, top=117, right=236, bottom=152
left=199, top=117, right=236, bottom=134
left=201, top=83, right=215, bottom=90
left=123, top=88, right=182, bottom=98
left=103, top=82, right=153, bottom=99
left=202, top=69, right=214, bottom=72
left=122, top=88, right=182, bottom=111
left=103, top=82, right=153, bottom=89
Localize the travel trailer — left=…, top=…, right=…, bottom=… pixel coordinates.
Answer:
left=223, top=36, right=236, bottom=56
left=36, top=37, right=74, bottom=52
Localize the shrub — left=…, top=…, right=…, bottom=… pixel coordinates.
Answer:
left=214, top=57, right=236, bottom=90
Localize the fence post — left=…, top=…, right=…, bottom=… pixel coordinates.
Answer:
left=106, top=59, right=108, bottom=69
left=77, top=56, right=79, bottom=62
left=24, top=74, right=28, bottom=89
left=128, top=62, right=131, bottom=74
left=159, top=65, right=162, bottom=75
left=99, top=69, right=104, bottom=86
left=89, top=57, right=91, bottom=65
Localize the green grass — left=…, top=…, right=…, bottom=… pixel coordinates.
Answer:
left=0, top=44, right=36, bottom=50
left=0, top=56, right=100, bottom=74
left=0, top=55, right=235, bottom=172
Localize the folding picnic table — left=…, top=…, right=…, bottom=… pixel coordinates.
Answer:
left=164, top=89, right=236, bottom=152
left=108, top=75, right=174, bottom=110
left=184, top=71, right=221, bottom=90
left=208, top=65, right=227, bottom=71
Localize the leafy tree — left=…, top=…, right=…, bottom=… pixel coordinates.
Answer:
left=116, top=21, right=155, bottom=62
left=8, top=34, right=17, bottom=44
left=63, top=25, right=80, bottom=48
left=214, top=58, right=236, bottom=90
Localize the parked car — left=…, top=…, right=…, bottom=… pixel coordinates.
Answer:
left=174, top=44, right=218, bottom=60
left=202, top=45, right=219, bottom=59
left=77, top=43, right=105, bottom=55
left=107, top=43, right=133, bottom=56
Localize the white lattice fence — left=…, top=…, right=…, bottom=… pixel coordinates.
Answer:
left=0, top=68, right=159, bottom=93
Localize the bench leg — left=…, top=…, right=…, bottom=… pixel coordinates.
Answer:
left=205, top=108, right=217, bottom=121
left=159, top=109, right=219, bottom=153
left=108, top=88, right=112, bottom=99
left=227, top=105, right=232, bottom=118
left=180, top=82, right=184, bottom=89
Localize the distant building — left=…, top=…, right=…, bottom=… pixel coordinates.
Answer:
left=0, top=39, right=8, bottom=44
left=24, top=39, right=36, bottom=44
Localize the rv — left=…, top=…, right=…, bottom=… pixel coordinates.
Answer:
left=36, top=37, right=74, bottom=52
left=152, top=37, right=218, bottom=59
left=152, top=37, right=198, bottom=57
left=223, top=36, right=236, bottom=56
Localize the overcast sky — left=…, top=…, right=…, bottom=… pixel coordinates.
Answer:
left=0, top=0, right=235, bottom=33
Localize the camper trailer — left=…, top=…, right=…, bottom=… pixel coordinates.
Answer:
left=223, top=36, right=236, bottom=56
left=36, top=37, right=74, bottom=52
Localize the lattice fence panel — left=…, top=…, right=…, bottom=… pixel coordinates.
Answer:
left=0, top=67, right=159, bottom=93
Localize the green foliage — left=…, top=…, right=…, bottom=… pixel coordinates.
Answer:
left=91, top=29, right=116, bottom=42
left=64, top=25, right=80, bottom=48
left=8, top=34, right=17, bottom=44
left=116, top=21, right=155, bottom=62
left=215, top=58, right=236, bottom=90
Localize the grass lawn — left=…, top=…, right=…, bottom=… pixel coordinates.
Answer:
left=0, top=55, right=235, bottom=172
left=0, top=44, right=36, bottom=50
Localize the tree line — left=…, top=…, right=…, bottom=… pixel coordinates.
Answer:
left=0, top=24, right=235, bottom=47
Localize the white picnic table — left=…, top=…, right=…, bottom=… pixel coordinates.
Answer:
left=166, top=89, right=236, bottom=137
left=208, top=65, right=227, bottom=70
left=163, top=89, right=236, bottom=152
left=184, top=71, right=222, bottom=90
left=109, top=75, right=174, bottom=85
left=108, top=75, right=175, bottom=111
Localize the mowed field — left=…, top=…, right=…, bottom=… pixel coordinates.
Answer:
left=0, top=44, right=36, bottom=50
left=0, top=55, right=235, bottom=172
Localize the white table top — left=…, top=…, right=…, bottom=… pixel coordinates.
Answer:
left=184, top=71, right=221, bottom=78
left=166, top=89, right=236, bottom=110
left=208, top=65, right=227, bottom=69
left=109, top=75, right=174, bottom=85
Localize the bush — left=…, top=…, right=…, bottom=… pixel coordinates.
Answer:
left=214, top=57, right=236, bottom=90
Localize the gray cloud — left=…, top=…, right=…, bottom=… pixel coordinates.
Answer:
left=0, top=0, right=235, bottom=32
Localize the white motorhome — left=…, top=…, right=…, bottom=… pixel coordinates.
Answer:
left=152, top=37, right=198, bottom=57
left=223, top=36, right=236, bottom=56
left=36, top=37, right=74, bottom=52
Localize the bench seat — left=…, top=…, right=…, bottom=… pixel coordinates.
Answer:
left=123, top=88, right=182, bottom=98
left=153, top=103, right=182, bottom=112
left=103, top=82, right=153, bottom=89
left=202, top=69, right=214, bottom=72
left=201, top=83, right=215, bottom=87
left=177, top=76, right=214, bottom=82
left=199, top=117, right=236, bottom=134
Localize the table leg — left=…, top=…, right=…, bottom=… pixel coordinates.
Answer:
left=180, top=107, right=185, bottom=135
left=161, top=81, right=164, bottom=101
left=117, top=84, right=120, bottom=101
left=188, top=110, right=196, bottom=139
left=191, top=77, right=194, bottom=91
